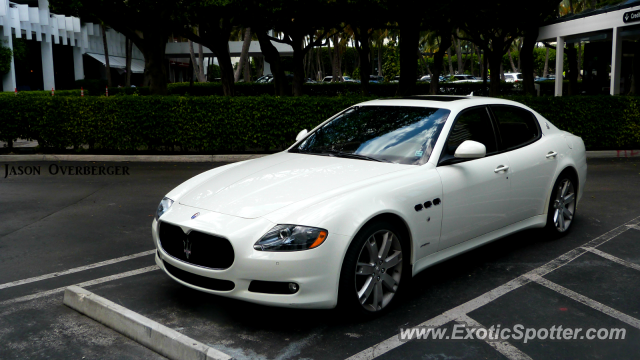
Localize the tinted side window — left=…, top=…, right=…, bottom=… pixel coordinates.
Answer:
left=444, top=107, right=497, bottom=158
left=491, top=106, right=540, bottom=150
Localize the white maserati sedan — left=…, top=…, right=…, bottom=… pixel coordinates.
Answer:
left=151, top=95, right=587, bottom=314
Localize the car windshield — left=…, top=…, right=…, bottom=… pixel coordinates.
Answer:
left=291, top=106, right=450, bottom=165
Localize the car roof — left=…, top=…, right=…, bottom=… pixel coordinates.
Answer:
left=358, top=96, right=531, bottom=112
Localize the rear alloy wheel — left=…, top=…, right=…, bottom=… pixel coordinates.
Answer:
left=546, top=175, right=577, bottom=235
left=354, top=229, right=403, bottom=312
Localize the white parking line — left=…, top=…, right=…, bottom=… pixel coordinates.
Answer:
left=583, top=247, right=640, bottom=272
left=0, top=265, right=159, bottom=307
left=456, top=314, right=533, bottom=360
left=526, top=274, right=640, bottom=330
left=0, top=250, right=155, bottom=290
left=345, top=215, right=640, bottom=360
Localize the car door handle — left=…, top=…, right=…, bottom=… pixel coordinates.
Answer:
left=494, top=165, right=509, bottom=173
left=546, top=151, right=558, bottom=159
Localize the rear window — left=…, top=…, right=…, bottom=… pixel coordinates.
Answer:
left=490, top=105, right=540, bottom=150
left=516, top=74, right=524, bottom=79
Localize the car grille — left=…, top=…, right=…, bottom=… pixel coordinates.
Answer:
left=158, top=221, right=235, bottom=270
left=163, top=260, right=235, bottom=291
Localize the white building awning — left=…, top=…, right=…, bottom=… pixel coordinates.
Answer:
left=86, top=53, right=145, bottom=73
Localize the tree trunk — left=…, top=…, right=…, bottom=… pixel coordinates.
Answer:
left=430, top=32, right=452, bottom=95
left=125, top=38, right=132, bottom=87
left=188, top=40, right=203, bottom=82
left=508, top=48, right=517, bottom=73
left=331, top=34, right=341, bottom=81
left=455, top=32, right=464, bottom=74
left=188, top=56, right=194, bottom=88
left=577, top=42, right=582, bottom=80
left=517, top=39, right=522, bottom=72
left=244, top=56, right=251, bottom=82
left=470, top=43, right=475, bottom=77
left=354, top=27, right=371, bottom=96
left=256, top=29, right=287, bottom=96
left=101, top=24, right=112, bottom=88
left=566, top=43, right=578, bottom=96
left=543, top=47, right=549, bottom=78
left=521, top=29, right=537, bottom=95
left=482, top=48, right=488, bottom=95
left=478, top=46, right=483, bottom=77
left=377, top=43, right=383, bottom=77
left=139, top=35, right=169, bottom=95
left=234, top=28, right=252, bottom=82
left=206, top=36, right=235, bottom=96
left=446, top=47, right=454, bottom=76
left=291, top=35, right=306, bottom=96
left=488, top=39, right=504, bottom=96
left=398, top=21, right=420, bottom=96
left=198, top=31, right=205, bottom=82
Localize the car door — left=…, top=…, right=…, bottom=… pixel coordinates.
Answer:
left=436, top=106, right=511, bottom=251
left=489, top=105, right=560, bottom=223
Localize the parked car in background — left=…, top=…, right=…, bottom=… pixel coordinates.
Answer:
left=504, top=73, right=524, bottom=83
left=451, top=75, right=482, bottom=83
left=322, top=76, right=360, bottom=83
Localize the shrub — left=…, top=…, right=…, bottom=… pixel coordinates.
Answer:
left=0, top=95, right=373, bottom=151
left=2, top=95, right=636, bottom=152
left=0, top=89, right=89, bottom=97
left=512, top=95, right=640, bottom=150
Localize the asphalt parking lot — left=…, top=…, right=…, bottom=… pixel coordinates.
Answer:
left=1, top=158, right=640, bottom=360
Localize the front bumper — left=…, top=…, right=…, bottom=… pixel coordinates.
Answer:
left=152, top=205, right=348, bottom=309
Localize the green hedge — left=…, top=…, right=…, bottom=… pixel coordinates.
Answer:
left=1, top=95, right=638, bottom=152
left=0, top=96, right=372, bottom=151
left=511, top=96, right=640, bottom=150
left=0, top=89, right=90, bottom=97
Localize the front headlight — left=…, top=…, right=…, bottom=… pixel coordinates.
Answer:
left=155, top=197, right=174, bottom=220
left=254, top=225, right=328, bottom=251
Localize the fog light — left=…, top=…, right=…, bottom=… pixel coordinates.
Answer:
left=288, top=283, right=298, bottom=293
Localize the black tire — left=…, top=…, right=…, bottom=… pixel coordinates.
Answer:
left=337, top=220, right=411, bottom=317
left=544, top=172, right=578, bottom=237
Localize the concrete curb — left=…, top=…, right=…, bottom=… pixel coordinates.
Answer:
left=585, top=150, right=640, bottom=158
left=0, top=151, right=638, bottom=162
left=0, top=154, right=267, bottom=162
left=63, top=286, right=233, bottom=360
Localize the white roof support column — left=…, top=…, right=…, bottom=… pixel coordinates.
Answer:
left=73, top=46, right=84, bottom=81
left=610, top=26, right=622, bottom=95
left=41, top=37, right=55, bottom=90
left=1, top=2, right=15, bottom=92
left=1, top=0, right=15, bottom=91
left=555, top=36, right=564, bottom=97
left=38, top=0, right=55, bottom=90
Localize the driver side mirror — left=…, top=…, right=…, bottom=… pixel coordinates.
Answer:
left=454, top=140, right=486, bottom=159
left=296, top=129, right=308, bottom=141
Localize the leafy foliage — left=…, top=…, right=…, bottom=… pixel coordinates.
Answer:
left=2, top=95, right=637, bottom=152
left=0, top=43, right=12, bottom=76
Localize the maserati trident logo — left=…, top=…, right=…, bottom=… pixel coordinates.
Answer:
left=191, top=212, right=200, bottom=219
left=183, top=238, right=192, bottom=259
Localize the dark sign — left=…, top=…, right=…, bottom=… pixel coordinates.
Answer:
left=623, top=10, right=640, bottom=23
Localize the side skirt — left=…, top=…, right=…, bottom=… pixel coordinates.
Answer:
left=412, top=215, right=546, bottom=276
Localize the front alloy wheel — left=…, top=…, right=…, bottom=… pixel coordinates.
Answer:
left=354, top=230, right=403, bottom=312
left=552, top=179, right=576, bottom=232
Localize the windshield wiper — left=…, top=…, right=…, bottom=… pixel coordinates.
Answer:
left=319, top=149, right=389, bottom=163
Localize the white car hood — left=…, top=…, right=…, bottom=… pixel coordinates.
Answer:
left=178, top=152, right=408, bottom=218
